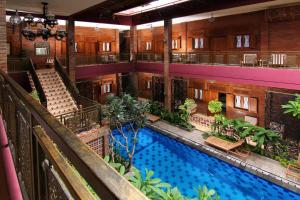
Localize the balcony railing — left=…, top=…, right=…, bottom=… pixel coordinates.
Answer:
left=57, top=53, right=131, bottom=67
left=0, top=69, right=148, bottom=199
left=137, top=51, right=300, bottom=68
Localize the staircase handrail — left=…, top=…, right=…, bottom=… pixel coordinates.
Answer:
left=28, top=58, right=47, bottom=107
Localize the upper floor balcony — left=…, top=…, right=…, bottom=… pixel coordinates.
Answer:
left=53, top=50, right=300, bottom=70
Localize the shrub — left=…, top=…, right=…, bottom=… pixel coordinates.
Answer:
left=282, top=94, right=300, bottom=119
left=208, top=100, right=223, bottom=115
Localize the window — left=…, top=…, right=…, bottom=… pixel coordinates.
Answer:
left=194, top=89, right=203, bottom=100
left=6, top=43, right=11, bottom=55
left=236, top=35, right=250, bottom=48
left=235, top=95, right=249, bottom=110
left=192, top=38, right=204, bottom=49
left=102, top=42, right=111, bottom=52
left=145, top=80, right=152, bottom=89
left=146, top=41, right=152, bottom=50
left=74, top=42, right=78, bottom=53
left=172, top=39, right=178, bottom=49
left=35, top=42, right=50, bottom=56
left=102, top=82, right=112, bottom=94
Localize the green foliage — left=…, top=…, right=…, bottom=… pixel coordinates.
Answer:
left=178, top=99, right=197, bottom=129
left=193, top=186, right=220, bottom=200
left=211, top=114, right=226, bottom=133
left=213, top=116, right=279, bottom=149
left=152, top=187, right=188, bottom=200
left=105, top=94, right=150, bottom=170
left=282, top=94, right=300, bottom=119
left=129, top=167, right=171, bottom=199
left=208, top=100, right=223, bottom=114
left=149, top=101, right=163, bottom=116
left=106, top=93, right=150, bottom=128
left=251, top=127, right=279, bottom=148
left=104, top=155, right=126, bottom=175
left=149, top=100, right=194, bottom=131
left=274, top=155, right=298, bottom=167
left=30, top=90, right=40, bottom=102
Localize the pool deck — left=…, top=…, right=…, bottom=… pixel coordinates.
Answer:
left=147, top=120, right=300, bottom=194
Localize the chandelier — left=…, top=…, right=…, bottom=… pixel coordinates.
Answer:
left=21, top=2, right=66, bottom=41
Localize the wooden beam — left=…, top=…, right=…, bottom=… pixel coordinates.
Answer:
left=66, top=18, right=76, bottom=83
left=164, top=19, right=172, bottom=111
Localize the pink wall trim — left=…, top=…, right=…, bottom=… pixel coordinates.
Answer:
left=0, top=115, right=23, bottom=200
left=75, top=62, right=300, bottom=90
left=75, top=63, right=134, bottom=80
left=136, top=62, right=300, bottom=90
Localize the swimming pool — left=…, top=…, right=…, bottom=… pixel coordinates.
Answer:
left=112, top=126, right=300, bottom=200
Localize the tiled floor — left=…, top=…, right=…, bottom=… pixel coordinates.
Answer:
left=150, top=120, right=300, bottom=187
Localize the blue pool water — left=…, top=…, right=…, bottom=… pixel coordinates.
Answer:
left=112, top=126, right=300, bottom=200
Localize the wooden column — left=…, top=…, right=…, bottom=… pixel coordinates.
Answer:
left=0, top=0, right=7, bottom=72
left=164, top=19, right=172, bottom=111
left=66, top=18, right=76, bottom=82
left=260, top=11, right=269, bottom=52
left=130, top=25, right=137, bottom=62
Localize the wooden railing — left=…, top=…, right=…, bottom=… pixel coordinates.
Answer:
left=0, top=70, right=148, bottom=200
left=137, top=51, right=300, bottom=68
left=54, top=57, right=80, bottom=98
left=28, top=58, right=47, bottom=107
left=57, top=54, right=131, bottom=67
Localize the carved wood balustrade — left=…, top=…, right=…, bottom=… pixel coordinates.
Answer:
left=0, top=70, right=148, bottom=200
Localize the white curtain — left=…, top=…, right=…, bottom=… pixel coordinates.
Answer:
left=236, top=35, right=242, bottom=48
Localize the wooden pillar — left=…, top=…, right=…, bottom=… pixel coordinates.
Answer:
left=164, top=19, right=172, bottom=111
left=130, top=25, right=137, bottom=62
left=66, top=18, right=76, bottom=82
left=0, top=0, right=7, bottom=72
left=260, top=11, right=269, bottom=52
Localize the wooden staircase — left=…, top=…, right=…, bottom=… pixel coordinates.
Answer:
left=35, top=69, right=78, bottom=116
left=27, top=72, right=36, bottom=91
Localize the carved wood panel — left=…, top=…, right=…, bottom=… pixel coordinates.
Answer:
left=43, top=160, right=70, bottom=200
left=17, top=105, right=34, bottom=200
left=265, top=91, right=300, bottom=141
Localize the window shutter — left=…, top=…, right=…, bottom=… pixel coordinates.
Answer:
left=226, top=94, right=234, bottom=108
left=192, top=38, right=195, bottom=49
left=250, top=34, right=256, bottom=49
left=187, top=88, right=194, bottom=99
left=248, top=97, right=258, bottom=113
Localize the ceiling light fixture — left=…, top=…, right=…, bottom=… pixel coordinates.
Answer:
left=21, top=2, right=66, bottom=41
left=9, top=10, right=22, bottom=25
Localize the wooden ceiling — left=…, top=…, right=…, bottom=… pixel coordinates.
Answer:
left=71, top=0, right=275, bottom=25
left=71, top=0, right=154, bottom=25
left=131, top=0, right=274, bottom=25
left=7, top=0, right=284, bottom=25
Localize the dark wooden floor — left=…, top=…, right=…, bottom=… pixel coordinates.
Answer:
left=0, top=152, right=10, bottom=199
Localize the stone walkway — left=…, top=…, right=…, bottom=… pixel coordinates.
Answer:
left=148, top=120, right=300, bottom=193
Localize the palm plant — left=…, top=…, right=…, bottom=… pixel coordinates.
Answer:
left=152, top=187, right=188, bottom=200
left=193, top=186, right=220, bottom=200
left=251, top=127, right=279, bottom=148
left=103, top=155, right=126, bottom=175
left=129, top=167, right=171, bottom=199
left=282, top=94, right=300, bottom=119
